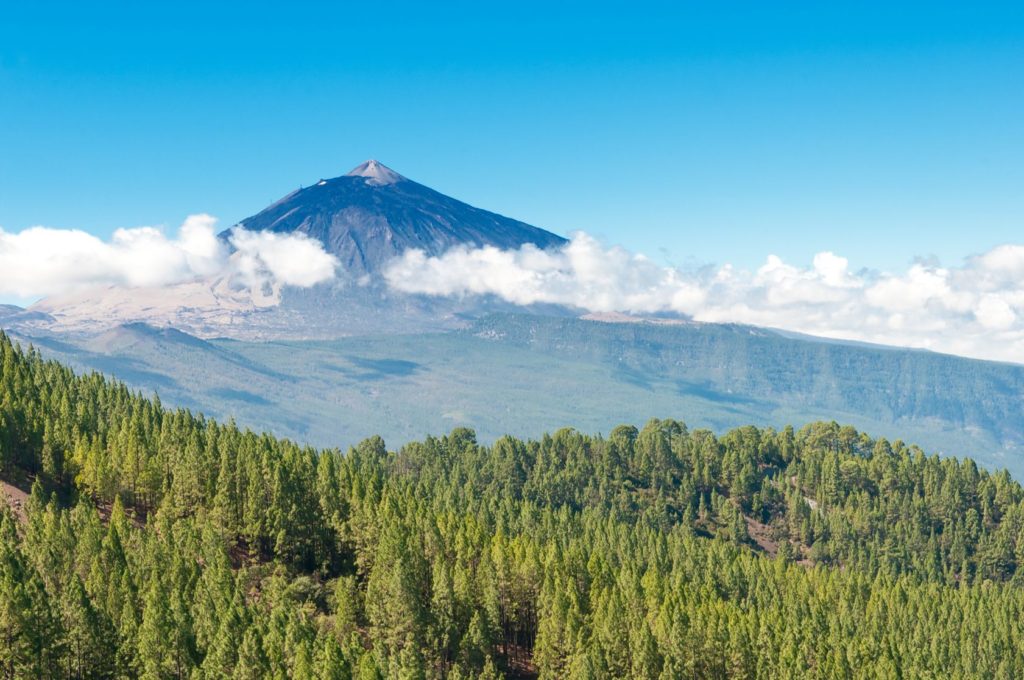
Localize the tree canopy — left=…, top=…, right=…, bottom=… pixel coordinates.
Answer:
left=2, top=330, right=1024, bottom=678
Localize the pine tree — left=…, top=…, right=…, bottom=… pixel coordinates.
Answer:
left=235, top=627, right=270, bottom=680
left=138, top=577, right=175, bottom=680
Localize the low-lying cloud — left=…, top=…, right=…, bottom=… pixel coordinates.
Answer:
left=0, top=215, right=338, bottom=300
left=385, top=233, right=1024, bottom=364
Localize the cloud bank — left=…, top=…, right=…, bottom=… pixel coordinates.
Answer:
left=0, top=215, right=338, bottom=300
left=385, top=233, right=1024, bottom=364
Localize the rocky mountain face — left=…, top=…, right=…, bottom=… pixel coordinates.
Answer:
left=235, top=160, right=567, bottom=277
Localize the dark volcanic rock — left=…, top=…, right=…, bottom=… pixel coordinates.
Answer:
left=232, top=160, right=567, bottom=276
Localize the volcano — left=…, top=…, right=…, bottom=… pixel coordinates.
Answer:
left=232, top=160, right=567, bottom=277
left=21, top=161, right=573, bottom=338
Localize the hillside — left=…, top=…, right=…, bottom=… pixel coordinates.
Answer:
left=10, top=312, right=1024, bottom=479
left=3, top=331, right=1024, bottom=677
left=470, top=314, right=1024, bottom=455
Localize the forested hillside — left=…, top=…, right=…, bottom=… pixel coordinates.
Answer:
left=3, top=330, right=1024, bottom=678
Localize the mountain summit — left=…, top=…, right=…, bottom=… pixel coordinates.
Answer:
left=234, top=160, right=567, bottom=276
left=344, top=159, right=406, bottom=185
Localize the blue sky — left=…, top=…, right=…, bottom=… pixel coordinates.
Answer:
left=1, top=1, right=1022, bottom=281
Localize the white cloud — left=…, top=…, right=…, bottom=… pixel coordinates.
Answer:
left=384, top=233, right=707, bottom=313
left=0, top=215, right=338, bottom=300
left=228, top=226, right=339, bottom=289
left=384, top=232, right=1024, bottom=364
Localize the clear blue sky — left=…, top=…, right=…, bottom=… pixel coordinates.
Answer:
left=1, top=1, right=1022, bottom=276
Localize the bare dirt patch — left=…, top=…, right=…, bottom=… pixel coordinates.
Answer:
left=1, top=478, right=30, bottom=523
left=746, top=516, right=779, bottom=556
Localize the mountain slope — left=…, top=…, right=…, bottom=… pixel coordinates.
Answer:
left=234, top=160, right=567, bottom=276
left=469, top=314, right=1024, bottom=453
left=12, top=313, right=1024, bottom=477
